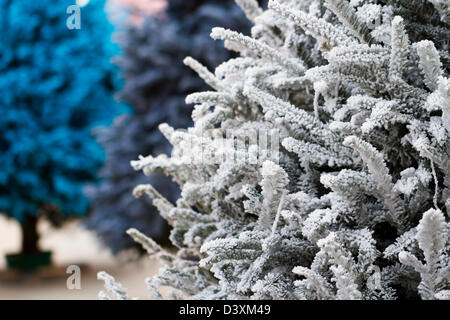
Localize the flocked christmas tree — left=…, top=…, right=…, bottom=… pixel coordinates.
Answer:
left=99, top=0, right=449, bottom=300
left=0, top=0, right=123, bottom=257
left=85, top=0, right=254, bottom=253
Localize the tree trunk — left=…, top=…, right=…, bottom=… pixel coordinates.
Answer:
left=21, top=215, right=40, bottom=255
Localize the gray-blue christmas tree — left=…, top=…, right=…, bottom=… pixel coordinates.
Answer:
left=85, top=0, right=255, bottom=253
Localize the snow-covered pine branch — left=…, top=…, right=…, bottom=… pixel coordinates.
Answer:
left=105, top=0, right=449, bottom=300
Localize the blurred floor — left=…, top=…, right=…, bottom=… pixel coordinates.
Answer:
left=0, top=216, right=161, bottom=299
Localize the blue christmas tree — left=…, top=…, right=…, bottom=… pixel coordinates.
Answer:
left=0, top=0, right=124, bottom=255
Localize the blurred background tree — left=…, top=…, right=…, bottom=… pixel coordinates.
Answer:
left=0, top=0, right=124, bottom=266
left=84, top=0, right=254, bottom=254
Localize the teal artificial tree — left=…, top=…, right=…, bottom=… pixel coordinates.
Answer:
left=0, top=0, right=124, bottom=267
